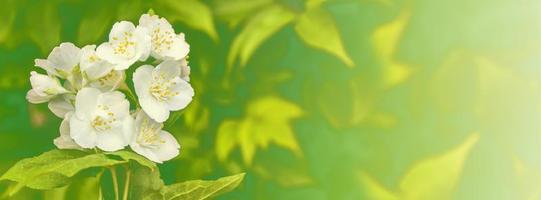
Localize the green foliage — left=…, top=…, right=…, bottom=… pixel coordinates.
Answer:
left=294, top=7, right=354, bottom=67
left=146, top=173, right=245, bottom=200
left=0, top=150, right=123, bottom=190
left=105, top=150, right=157, bottom=169
left=156, top=0, right=218, bottom=41
left=216, top=96, right=303, bottom=165
left=227, top=4, right=295, bottom=68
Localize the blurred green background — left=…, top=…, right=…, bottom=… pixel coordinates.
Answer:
left=1, top=0, right=541, bottom=199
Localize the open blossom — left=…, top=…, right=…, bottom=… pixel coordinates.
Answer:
left=130, top=111, right=180, bottom=163
left=70, top=88, right=133, bottom=151
left=133, top=60, right=194, bottom=122
left=35, top=42, right=81, bottom=79
left=97, top=21, right=151, bottom=70
left=48, top=94, right=75, bottom=118
left=54, top=112, right=82, bottom=149
left=138, top=14, right=189, bottom=61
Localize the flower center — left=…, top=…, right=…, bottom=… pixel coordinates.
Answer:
left=137, top=118, right=164, bottom=147
left=112, top=32, right=135, bottom=57
left=149, top=74, right=179, bottom=102
left=151, top=27, right=174, bottom=53
left=91, top=105, right=117, bottom=132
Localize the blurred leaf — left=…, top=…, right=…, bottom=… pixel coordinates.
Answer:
left=372, top=10, right=412, bottom=88
left=294, top=6, right=354, bottom=67
left=399, top=133, right=479, bottom=200
left=0, top=0, right=16, bottom=44
left=359, top=133, right=480, bottom=200
left=129, top=165, right=164, bottom=200
left=358, top=172, right=397, bottom=200
left=216, top=96, right=303, bottom=165
left=77, top=6, right=114, bottom=45
left=212, top=0, right=273, bottom=28
left=26, top=3, right=61, bottom=54
left=512, top=156, right=541, bottom=200
left=158, top=0, right=218, bottom=41
left=158, top=173, right=245, bottom=200
left=227, top=4, right=296, bottom=68
left=0, top=150, right=123, bottom=191
left=105, top=150, right=156, bottom=169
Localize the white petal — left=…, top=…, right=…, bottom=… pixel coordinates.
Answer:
left=134, top=26, right=151, bottom=61
left=154, top=60, right=181, bottom=79
left=140, top=97, right=169, bottom=123
left=48, top=96, right=74, bottom=118
left=80, top=45, right=114, bottom=80
left=96, top=125, right=128, bottom=151
left=153, top=131, right=180, bottom=162
left=26, top=89, right=51, bottom=104
left=70, top=115, right=96, bottom=148
left=96, top=91, right=130, bottom=119
left=131, top=143, right=162, bottom=163
left=47, top=42, right=81, bottom=74
left=161, top=33, right=189, bottom=60
left=89, top=70, right=126, bottom=92
left=54, top=112, right=82, bottom=149
left=75, top=87, right=100, bottom=119
left=133, top=65, right=154, bottom=99
left=166, top=77, right=194, bottom=111
left=179, top=59, right=190, bottom=82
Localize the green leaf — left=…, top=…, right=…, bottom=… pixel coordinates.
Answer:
left=0, top=0, right=16, bottom=44
left=212, top=0, right=273, bottom=28
left=294, top=7, right=354, bottom=67
left=399, top=133, right=480, bottom=199
left=129, top=165, right=164, bottom=200
left=105, top=150, right=156, bottom=169
left=227, top=4, right=296, bottom=68
left=158, top=0, right=218, bottom=41
left=160, top=173, right=245, bottom=200
left=26, top=3, right=61, bottom=54
left=215, top=96, right=303, bottom=165
left=164, top=110, right=185, bottom=129
left=77, top=6, right=114, bottom=45
left=0, top=149, right=124, bottom=190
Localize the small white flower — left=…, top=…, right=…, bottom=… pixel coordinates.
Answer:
left=138, top=14, right=189, bottom=61
left=70, top=87, right=133, bottom=151
left=130, top=110, right=180, bottom=163
left=133, top=60, right=195, bottom=122
left=80, top=45, right=114, bottom=81
left=97, top=21, right=151, bottom=70
left=26, top=71, right=69, bottom=104
left=35, top=42, right=81, bottom=79
left=54, top=112, right=82, bottom=150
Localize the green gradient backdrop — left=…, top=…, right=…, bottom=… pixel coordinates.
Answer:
left=1, top=0, right=541, bottom=199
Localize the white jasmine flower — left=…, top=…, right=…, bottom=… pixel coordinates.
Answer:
left=35, top=42, right=81, bottom=79
left=70, top=87, right=133, bottom=151
left=48, top=94, right=75, bottom=118
left=26, top=71, right=69, bottom=104
left=138, top=14, right=189, bottom=61
left=88, top=70, right=126, bottom=92
left=130, top=110, right=180, bottom=163
left=54, top=112, right=82, bottom=150
left=97, top=21, right=151, bottom=70
left=133, top=60, right=195, bottom=122
left=80, top=45, right=114, bottom=81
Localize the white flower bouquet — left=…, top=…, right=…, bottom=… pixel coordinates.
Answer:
left=1, top=11, right=244, bottom=200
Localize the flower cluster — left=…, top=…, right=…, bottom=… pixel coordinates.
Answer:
left=26, top=13, right=194, bottom=163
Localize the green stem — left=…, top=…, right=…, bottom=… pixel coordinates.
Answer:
left=109, top=167, right=120, bottom=200
left=119, top=82, right=139, bottom=106
left=122, top=166, right=131, bottom=200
